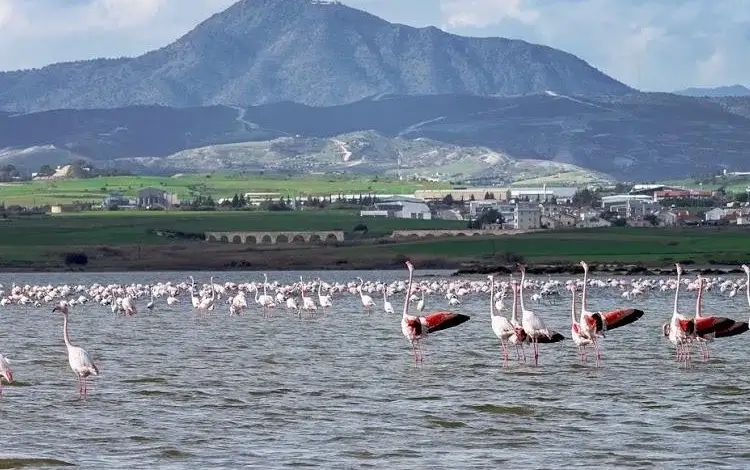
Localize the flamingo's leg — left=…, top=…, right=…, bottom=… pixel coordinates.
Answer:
left=533, top=340, right=539, bottom=366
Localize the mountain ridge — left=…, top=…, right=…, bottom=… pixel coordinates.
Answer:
left=673, top=85, right=750, bottom=98
left=1, top=92, right=749, bottom=181
left=0, top=0, right=631, bottom=112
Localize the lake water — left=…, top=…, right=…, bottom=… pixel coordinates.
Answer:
left=2, top=270, right=750, bottom=469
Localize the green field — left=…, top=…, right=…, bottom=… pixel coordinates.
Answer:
left=0, top=210, right=466, bottom=246
left=0, top=174, right=450, bottom=206
left=666, top=175, right=750, bottom=194
left=373, top=226, right=750, bottom=264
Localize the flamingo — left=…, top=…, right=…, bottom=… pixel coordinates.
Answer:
left=508, top=280, right=528, bottom=363
left=0, top=354, right=12, bottom=395
left=663, top=264, right=733, bottom=365
left=189, top=276, right=201, bottom=309
left=579, top=261, right=644, bottom=365
left=569, top=285, right=592, bottom=364
left=383, top=289, right=394, bottom=315
left=694, top=274, right=748, bottom=356
left=300, top=280, right=317, bottom=316
left=146, top=291, right=155, bottom=310
left=518, top=264, right=564, bottom=367
left=417, top=289, right=426, bottom=312
left=317, top=279, right=333, bottom=312
left=488, top=275, right=514, bottom=365
left=121, top=295, right=137, bottom=316
left=51, top=301, right=99, bottom=397
left=357, top=277, right=375, bottom=313
left=401, top=261, right=470, bottom=364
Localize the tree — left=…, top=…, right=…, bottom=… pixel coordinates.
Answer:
left=231, top=193, right=240, bottom=208
left=484, top=192, right=495, bottom=200
left=63, top=252, right=88, bottom=269
left=572, top=188, right=597, bottom=206
left=442, top=194, right=454, bottom=206
left=468, top=208, right=504, bottom=229
left=38, top=164, right=55, bottom=177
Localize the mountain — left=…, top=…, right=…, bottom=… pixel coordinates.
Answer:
left=0, top=0, right=631, bottom=112
left=674, top=85, right=750, bottom=97
left=2, top=92, right=749, bottom=181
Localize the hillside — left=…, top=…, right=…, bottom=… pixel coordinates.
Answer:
left=1, top=93, right=749, bottom=180
left=0, top=0, right=630, bottom=112
left=674, top=85, right=750, bottom=97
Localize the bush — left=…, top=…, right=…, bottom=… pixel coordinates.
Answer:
left=63, top=252, right=88, bottom=267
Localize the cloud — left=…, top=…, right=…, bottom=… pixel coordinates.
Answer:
left=441, top=0, right=539, bottom=28
left=0, top=0, right=235, bottom=69
left=435, top=0, right=750, bottom=90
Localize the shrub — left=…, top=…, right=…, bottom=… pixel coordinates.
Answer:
left=63, top=252, right=88, bottom=267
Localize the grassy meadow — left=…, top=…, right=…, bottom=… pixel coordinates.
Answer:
left=374, top=226, right=750, bottom=265
left=0, top=174, right=450, bottom=206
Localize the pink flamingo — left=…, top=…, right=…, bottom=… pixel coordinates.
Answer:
left=488, top=275, right=514, bottom=365
left=52, top=301, right=100, bottom=397
left=508, top=280, right=528, bottom=364
left=401, top=261, right=470, bottom=364
left=0, top=354, right=12, bottom=395
left=579, top=261, right=644, bottom=367
left=694, top=274, right=748, bottom=360
left=569, top=285, right=592, bottom=365
left=517, top=264, right=564, bottom=366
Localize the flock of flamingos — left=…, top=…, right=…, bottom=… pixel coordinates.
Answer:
left=1, top=261, right=750, bottom=398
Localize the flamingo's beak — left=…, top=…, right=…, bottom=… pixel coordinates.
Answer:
left=51, top=307, right=58, bottom=313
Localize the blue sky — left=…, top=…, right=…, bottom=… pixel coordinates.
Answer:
left=0, top=0, right=747, bottom=91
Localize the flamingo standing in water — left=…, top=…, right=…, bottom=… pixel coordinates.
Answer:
left=508, top=280, right=528, bottom=364
left=0, top=354, right=12, bottom=395
left=357, top=277, right=375, bottom=314
left=663, top=264, right=733, bottom=365
left=401, top=261, right=470, bottom=364
left=579, top=261, right=644, bottom=366
left=52, top=301, right=99, bottom=397
left=694, top=274, right=748, bottom=359
left=488, top=275, right=514, bottom=365
left=317, top=279, right=333, bottom=312
left=383, top=289, right=394, bottom=315
left=569, top=285, right=592, bottom=364
left=518, top=264, right=564, bottom=366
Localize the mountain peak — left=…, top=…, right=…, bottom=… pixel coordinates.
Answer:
left=0, top=0, right=630, bottom=112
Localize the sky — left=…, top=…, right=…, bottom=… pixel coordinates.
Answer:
left=0, top=0, right=748, bottom=91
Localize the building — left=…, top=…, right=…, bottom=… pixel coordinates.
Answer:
left=509, top=186, right=578, bottom=203
left=601, top=195, right=659, bottom=217
left=366, top=196, right=432, bottom=219
left=513, top=204, right=542, bottom=230
left=468, top=200, right=503, bottom=217
left=137, top=187, right=179, bottom=208
left=653, top=189, right=714, bottom=201
left=541, top=212, right=577, bottom=229
left=704, top=207, right=728, bottom=222
left=102, top=193, right=130, bottom=209
left=413, top=188, right=511, bottom=202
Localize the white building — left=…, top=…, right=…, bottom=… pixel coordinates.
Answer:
left=510, top=186, right=579, bottom=203
left=601, top=194, right=658, bottom=217
left=513, top=204, right=542, bottom=230
left=366, top=196, right=432, bottom=219
left=468, top=200, right=502, bottom=217
left=704, top=207, right=728, bottom=221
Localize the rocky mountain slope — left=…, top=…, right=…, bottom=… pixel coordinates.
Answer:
left=0, top=0, right=630, bottom=112
left=674, top=85, right=750, bottom=97
left=1, top=92, right=749, bottom=180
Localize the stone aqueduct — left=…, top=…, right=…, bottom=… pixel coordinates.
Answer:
left=205, top=231, right=345, bottom=245
left=206, top=229, right=532, bottom=245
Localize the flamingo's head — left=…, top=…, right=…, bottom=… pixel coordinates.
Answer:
left=661, top=322, right=670, bottom=337
left=675, top=263, right=683, bottom=276
left=580, top=260, right=588, bottom=272
left=516, top=263, right=526, bottom=274
left=742, top=264, right=750, bottom=276
left=51, top=302, right=68, bottom=314
left=405, top=261, right=414, bottom=272
left=0, top=368, right=12, bottom=384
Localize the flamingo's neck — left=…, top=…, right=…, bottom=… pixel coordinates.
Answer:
left=696, top=278, right=703, bottom=317
left=673, top=271, right=681, bottom=315
left=571, top=289, right=576, bottom=324
left=581, top=269, right=588, bottom=313
left=519, top=271, right=527, bottom=312
left=746, top=271, right=750, bottom=310
left=62, top=312, right=72, bottom=348
left=403, top=271, right=413, bottom=318
left=489, top=279, right=495, bottom=317
left=511, top=285, right=518, bottom=322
